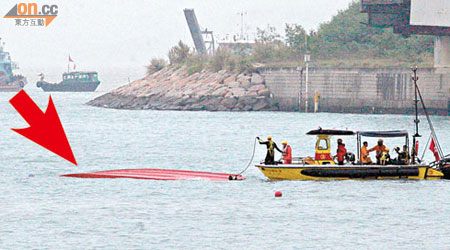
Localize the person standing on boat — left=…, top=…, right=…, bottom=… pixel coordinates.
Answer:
left=281, top=141, right=292, bottom=164
left=336, top=139, right=347, bottom=165
left=360, top=141, right=372, bottom=164
left=368, top=139, right=387, bottom=164
left=257, top=136, right=282, bottom=165
left=394, top=145, right=410, bottom=165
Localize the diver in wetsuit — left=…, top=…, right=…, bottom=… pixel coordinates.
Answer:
left=257, top=136, right=282, bottom=165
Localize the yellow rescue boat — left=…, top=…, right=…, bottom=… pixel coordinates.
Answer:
left=256, top=129, right=446, bottom=180
left=256, top=68, right=450, bottom=180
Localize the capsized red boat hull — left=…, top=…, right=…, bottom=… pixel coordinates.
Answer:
left=61, top=168, right=245, bottom=181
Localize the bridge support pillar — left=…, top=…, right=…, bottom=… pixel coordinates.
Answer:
left=434, top=36, right=450, bottom=73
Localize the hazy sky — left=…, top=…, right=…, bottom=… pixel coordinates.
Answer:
left=1, top=0, right=354, bottom=84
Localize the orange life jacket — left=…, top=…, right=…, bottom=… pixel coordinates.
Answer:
left=337, top=144, right=347, bottom=162
left=283, top=145, right=292, bottom=163
left=370, top=145, right=386, bottom=157
left=360, top=146, right=371, bottom=163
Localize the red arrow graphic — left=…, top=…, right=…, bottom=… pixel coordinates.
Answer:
left=9, top=90, right=77, bottom=165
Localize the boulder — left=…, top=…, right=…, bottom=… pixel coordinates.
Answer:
left=212, top=86, right=228, bottom=96
left=189, top=103, right=204, bottom=111
left=240, top=79, right=251, bottom=89
left=203, top=97, right=220, bottom=110
left=249, top=84, right=265, bottom=92
left=223, top=75, right=236, bottom=85
left=217, top=105, right=227, bottom=111
left=257, top=88, right=271, bottom=97
left=251, top=73, right=264, bottom=85
left=228, top=81, right=240, bottom=88
left=239, top=96, right=258, bottom=105
left=253, top=99, right=268, bottom=111
left=221, top=98, right=237, bottom=109
left=194, top=88, right=213, bottom=97
left=246, top=90, right=259, bottom=97
left=224, top=91, right=234, bottom=98
left=233, top=102, right=245, bottom=110
left=237, top=74, right=251, bottom=82
left=230, top=87, right=246, bottom=97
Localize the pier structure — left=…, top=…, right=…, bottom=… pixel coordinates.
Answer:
left=361, top=0, right=450, bottom=72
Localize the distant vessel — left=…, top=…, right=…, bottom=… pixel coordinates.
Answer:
left=37, top=71, right=100, bottom=92
left=0, top=38, right=27, bottom=92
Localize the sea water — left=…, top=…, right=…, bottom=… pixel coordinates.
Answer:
left=1, top=87, right=450, bottom=249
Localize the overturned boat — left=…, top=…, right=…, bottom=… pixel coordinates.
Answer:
left=256, top=67, right=450, bottom=181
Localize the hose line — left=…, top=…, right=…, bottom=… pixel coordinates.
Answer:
left=229, top=137, right=258, bottom=180
left=238, top=137, right=258, bottom=175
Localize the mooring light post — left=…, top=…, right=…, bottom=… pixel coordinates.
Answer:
left=314, top=91, right=319, bottom=112
left=304, top=53, right=310, bottom=112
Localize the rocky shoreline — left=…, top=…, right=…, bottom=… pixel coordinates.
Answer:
left=88, top=67, right=280, bottom=111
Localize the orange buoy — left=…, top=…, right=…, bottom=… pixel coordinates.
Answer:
left=275, top=190, right=282, bottom=197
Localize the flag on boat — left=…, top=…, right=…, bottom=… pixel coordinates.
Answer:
left=68, top=55, right=76, bottom=70
left=429, top=138, right=440, bottom=161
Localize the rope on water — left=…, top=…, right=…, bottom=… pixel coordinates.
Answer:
left=229, top=137, right=258, bottom=180
left=238, top=137, right=258, bottom=175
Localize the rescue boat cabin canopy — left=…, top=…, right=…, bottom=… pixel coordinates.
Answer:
left=306, top=129, right=355, bottom=164
left=356, top=130, right=410, bottom=165
left=357, top=130, right=409, bottom=138
left=306, top=129, right=355, bottom=136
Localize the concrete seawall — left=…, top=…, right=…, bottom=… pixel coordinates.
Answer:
left=261, top=67, right=450, bottom=115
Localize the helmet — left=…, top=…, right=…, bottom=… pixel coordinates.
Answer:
left=282, top=141, right=287, bottom=145
left=378, top=139, right=384, bottom=143
left=267, top=136, right=272, bottom=140
left=337, top=139, right=343, bottom=143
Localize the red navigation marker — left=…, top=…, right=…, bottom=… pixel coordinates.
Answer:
left=9, top=90, right=77, bottom=165
left=61, top=168, right=245, bottom=181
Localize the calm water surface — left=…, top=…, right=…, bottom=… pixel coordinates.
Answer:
left=1, top=88, right=450, bottom=249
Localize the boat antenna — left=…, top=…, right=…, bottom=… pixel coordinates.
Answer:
left=411, top=66, right=444, bottom=160
left=412, top=66, right=421, bottom=164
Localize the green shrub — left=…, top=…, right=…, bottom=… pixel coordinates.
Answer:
left=208, top=47, right=232, bottom=72
left=185, top=54, right=207, bottom=75
left=168, top=40, right=191, bottom=65
left=146, top=58, right=167, bottom=75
